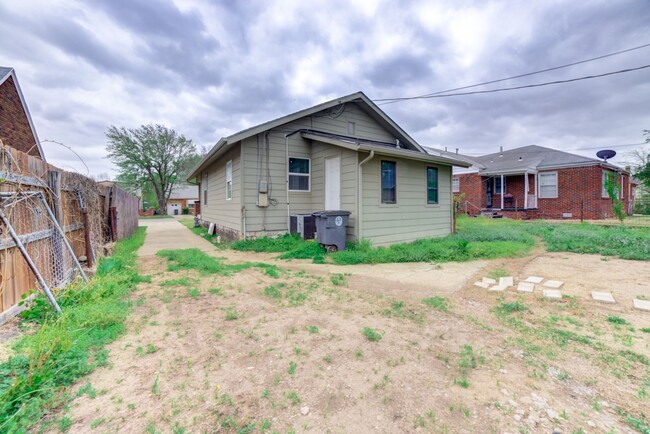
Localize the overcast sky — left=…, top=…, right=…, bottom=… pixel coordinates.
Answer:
left=1, top=0, right=649, bottom=176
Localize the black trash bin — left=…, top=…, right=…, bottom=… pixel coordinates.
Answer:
left=312, top=210, right=351, bottom=252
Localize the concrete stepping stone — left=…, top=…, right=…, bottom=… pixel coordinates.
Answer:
left=543, top=289, right=562, bottom=300
left=633, top=298, right=650, bottom=312
left=499, top=276, right=514, bottom=288
left=525, top=276, right=544, bottom=283
left=474, top=281, right=490, bottom=289
left=482, top=277, right=497, bottom=285
left=488, top=285, right=507, bottom=292
left=517, top=282, right=535, bottom=293
left=543, top=280, right=564, bottom=288
left=591, top=291, right=616, bottom=304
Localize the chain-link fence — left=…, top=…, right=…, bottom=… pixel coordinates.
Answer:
left=0, top=192, right=86, bottom=310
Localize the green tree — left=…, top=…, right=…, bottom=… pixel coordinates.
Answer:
left=632, top=130, right=650, bottom=189
left=106, top=124, right=197, bottom=214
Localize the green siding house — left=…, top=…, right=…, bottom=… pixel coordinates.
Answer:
left=187, top=92, right=469, bottom=246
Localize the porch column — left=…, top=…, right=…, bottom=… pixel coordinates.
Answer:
left=500, top=174, right=504, bottom=209
left=534, top=173, right=538, bottom=199
left=524, top=172, right=529, bottom=209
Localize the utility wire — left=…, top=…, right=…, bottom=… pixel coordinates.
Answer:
left=376, top=64, right=650, bottom=103
left=376, top=42, right=650, bottom=104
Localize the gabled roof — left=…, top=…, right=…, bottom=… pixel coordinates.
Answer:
left=459, top=145, right=626, bottom=175
left=0, top=67, right=45, bottom=159
left=169, top=184, right=199, bottom=199
left=188, top=91, right=469, bottom=180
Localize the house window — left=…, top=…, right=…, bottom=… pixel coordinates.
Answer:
left=381, top=161, right=397, bottom=204
left=601, top=170, right=620, bottom=198
left=427, top=167, right=439, bottom=204
left=347, top=121, right=356, bottom=135
left=202, top=172, right=208, bottom=205
left=288, top=157, right=310, bottom=191
left=452, top=176, right=460, bottom=193
left=538, top=172, right=558, bottom=199
left=226, top=160, right=233, bottom=200
left=188, top=203, right=195, bottom=208
left=494, top=176, right=505, bottom=194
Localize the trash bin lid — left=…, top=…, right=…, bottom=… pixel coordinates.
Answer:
left=311, top=210, right=351, bottom=217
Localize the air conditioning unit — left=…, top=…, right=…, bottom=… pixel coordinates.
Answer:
left=290, top=214, right=316, bottom=240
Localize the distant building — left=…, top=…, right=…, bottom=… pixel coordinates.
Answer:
left=439, top=145, right=635, bottom=220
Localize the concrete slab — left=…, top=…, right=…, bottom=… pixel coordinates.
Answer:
left=543, top=280, right=564, bottom=288
left=499, top=276, right=514, bottom=288
left=517, top=282, right=535, bottom=293
left=633, top=298, right=650, bottom=312
left=591, top=291, right=616, bottom=304
left=525, top=276, right=544, bottom=284
left=482, top=277, right=497, bottom=285
left=488, top=285, right=507, bottom=292
left=543, top=289, right=562, bottom=300
left=474, top=281, right=490, bottom=289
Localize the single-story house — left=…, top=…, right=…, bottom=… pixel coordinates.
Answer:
left=187, top=91, right=470, bottom=246
left=167, top=184, right=199, bottom=215
left=437, top=144, right=635, bottom=220
left=0, top=67, right=45, bottom=159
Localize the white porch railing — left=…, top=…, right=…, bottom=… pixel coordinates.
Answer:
left=527, top=194, right=537, bottom=209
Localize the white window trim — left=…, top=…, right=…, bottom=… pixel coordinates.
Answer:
left=538, top=172, right=558, bottom=199
left=202, top=172, right=208, bottom=206
left=380, top=160, right=397, bottom=205
left=493, top=176, right=506, bottom=194
left=426, top=166, right=439, bottom=205
left=225, top=160, right=233, bottom=200
left=452, top=176, right=460, bottom=193
left=288, top=156, right=311, bottom=192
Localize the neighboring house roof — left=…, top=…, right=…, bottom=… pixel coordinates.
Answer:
left=188, top=91, right=470, bottom=180
left=451, top=145, right=627, bottom=176
left=169, top=184, right=198, bottom=200
left=0, top=67, right=45, bottom=159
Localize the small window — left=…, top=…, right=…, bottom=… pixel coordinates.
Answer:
left=427, top=167, right=439, bottom=204
left=538, top=172, right=558, bottom=198
left=188, top=203, right=195, bottom=208
left=288, top=157, right=310, bottom=191
left=226, top=160, right=233, bottom=200
left=494, top=176, right=505, bottom=194
left=452, top=176, right=460, bottom=193
left=381, top=161, right=397, bottom=204
left=347, top=121, right=356, bottom=135
left=202, top=172, right=208, bottom=205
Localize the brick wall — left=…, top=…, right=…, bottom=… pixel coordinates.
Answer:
left=454, top=172, right=484, bottom=215
left=0, top=76, right=41, bottom=158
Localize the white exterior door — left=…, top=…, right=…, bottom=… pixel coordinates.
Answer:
left=325, top=156, right=341, bottom=210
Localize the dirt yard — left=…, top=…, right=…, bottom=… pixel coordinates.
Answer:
left=35, top=220, right=650, bottom=433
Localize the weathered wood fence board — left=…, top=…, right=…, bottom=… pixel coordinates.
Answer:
left=0, top=144, right=139, bottom=318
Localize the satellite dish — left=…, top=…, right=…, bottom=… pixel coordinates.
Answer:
left=596, top=149, right=616, bottom=162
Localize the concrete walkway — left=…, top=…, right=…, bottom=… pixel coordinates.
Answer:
left=137, top=218, right=215, bottom=256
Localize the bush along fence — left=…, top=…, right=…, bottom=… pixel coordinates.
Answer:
left=0, top=143, right=139, bottom=323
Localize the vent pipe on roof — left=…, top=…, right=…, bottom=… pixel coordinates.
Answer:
left=499, top=146, right=504, bottom=157
left=445, top=146, right=447, bottom=152
left=455, top=148, right=459, bottom=154
left=395, top=139, right=400, bottom=148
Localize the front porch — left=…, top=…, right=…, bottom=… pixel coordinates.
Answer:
left=484, top=171, right=539, bottom=211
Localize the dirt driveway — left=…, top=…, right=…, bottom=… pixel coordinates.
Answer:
left=53, top=222, right=650, bottom=433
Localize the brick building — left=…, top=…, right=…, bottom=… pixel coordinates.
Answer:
left=0, top=67, right=45, bottom=159
left=428, top=145, right=635, bottom=220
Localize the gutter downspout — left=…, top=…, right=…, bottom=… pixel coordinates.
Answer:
left=284, top=130, right=303, bottom=232
left=357, top=150, right=375, bottom=241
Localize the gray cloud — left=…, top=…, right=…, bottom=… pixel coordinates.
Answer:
left=0, top=0, right=648, bottom=175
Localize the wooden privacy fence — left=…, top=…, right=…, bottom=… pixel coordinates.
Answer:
left=0, top=143, right=139, bottom=321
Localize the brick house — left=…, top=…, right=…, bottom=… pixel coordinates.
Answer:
left=0, top=67, right=45, bottom=159
left=166, top=184, right=199, bottom=215
left=430, top=145, right=635, bottom=220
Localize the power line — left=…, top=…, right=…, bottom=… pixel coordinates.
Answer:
left=376, top=42, right=650, bottom=104
left=376, top=64, right=650, bottom=103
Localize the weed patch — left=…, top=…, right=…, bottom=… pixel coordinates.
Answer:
left=0, top=228, right=146, bottom=432
left=362, top=327, right=382, bottom=342
left=157, top=248, right=281, bottom=278
left=422, top=296, right=449, bottom=312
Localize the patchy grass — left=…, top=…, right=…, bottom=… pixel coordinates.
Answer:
left=157, top=248, right=281, bottom=278
left=139, top=215, right=174, bottom=219
left=422, top=296, right=449, bottom=312
left=177, top=218, right=226, bottom=248
left=362, top=327, right=383, bottom=342
left=0, top=228, right=147, bottom=432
